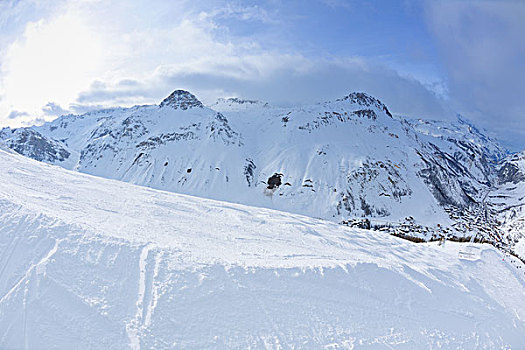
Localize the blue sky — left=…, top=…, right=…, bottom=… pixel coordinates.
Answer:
left=0, top=0, right=523, bottom=150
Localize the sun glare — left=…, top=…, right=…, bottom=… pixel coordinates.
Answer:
left=2, top=14, right=103, bottom=117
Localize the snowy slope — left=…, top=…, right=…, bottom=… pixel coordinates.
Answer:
left=0, top=148, right=524, bottom=349
left=402, top=115, right=504, bottom=189
left=0, top=90, right=506, bottom=238
left=489, top=151, right=525, bottom=258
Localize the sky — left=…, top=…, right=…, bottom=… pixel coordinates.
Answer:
left=0, top=0, right=523, bottom=150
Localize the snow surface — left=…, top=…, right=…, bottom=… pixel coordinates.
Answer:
left=0, top=148, right=524, bottom=348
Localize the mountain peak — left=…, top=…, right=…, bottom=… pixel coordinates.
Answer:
left=337, top=92, right=393, bottom=118
left=159, top=90, right=204, bottom=110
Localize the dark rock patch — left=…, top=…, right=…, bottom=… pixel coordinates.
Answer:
left=159, top=90, right=204, bottom=110
left=267, top=173, right=283, bottom=190
left=498, top=162, right=525, bottom=184
left=244, top=159, right=256, bottom=186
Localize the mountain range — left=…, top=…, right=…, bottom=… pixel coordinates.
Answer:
left=0, top=89, right=523, bottom=259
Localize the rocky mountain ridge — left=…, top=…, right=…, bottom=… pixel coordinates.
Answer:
left=1, top=89, right=522, bottom=257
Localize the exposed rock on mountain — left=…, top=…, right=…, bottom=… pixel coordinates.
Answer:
left=159, top=89, right=204, bottom=110
left=498, top=152, right=525, bottom=184
left=211, top=97, right=270, bottom=112
left=488, top=151, right=525, bottom=258
left=337, top=92, right=393, bottom=118
left=0, top=128, right=72, bottom=164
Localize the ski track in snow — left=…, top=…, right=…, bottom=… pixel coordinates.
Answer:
left=0, top=149, right=523, bottom=348
left=127, top=244, right=150, bottom=349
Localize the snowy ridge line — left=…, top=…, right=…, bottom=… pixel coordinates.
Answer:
left=0, top=147, right=524, bottom=348
left=0, top=147, right=517, bottom=272
left=0, top=148, right=421, bottom=269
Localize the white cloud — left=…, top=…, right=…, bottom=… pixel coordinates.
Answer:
left=42, top=102, right=69, bottom=117
left=7, top=110, right=29, bottom=119
left=0, top=0, right=449, bottom=134
left=197, top=3, right=277, bottom=24
left=424, top=0, right=525, bottom=150
left=0, top=11, right=104, bottom=124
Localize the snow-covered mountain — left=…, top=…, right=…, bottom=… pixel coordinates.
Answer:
left=0, top=147, right=524, bottom=348
left=0, top=127, right=76, bottom=168
left=0, top=90, right=520, bottom=248
left=488, top=151, right=525, bottom=257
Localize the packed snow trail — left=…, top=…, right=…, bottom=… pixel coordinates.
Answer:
left=0, top=149, right=524, bottom=349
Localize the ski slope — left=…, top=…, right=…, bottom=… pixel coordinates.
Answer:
left=0, top=148, right=524, bottom=349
